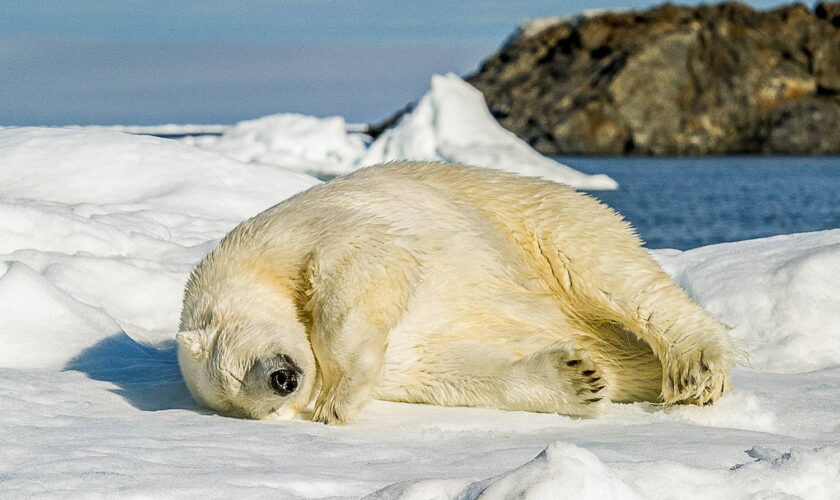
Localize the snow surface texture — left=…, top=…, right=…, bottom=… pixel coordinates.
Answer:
left=361, top=74, right=618, bottom=189
left=0, top=128, right=837, bottom=498
left=175, top=75, right=617, bottom=189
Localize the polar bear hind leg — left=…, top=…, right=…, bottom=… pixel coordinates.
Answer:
left=376, top=341, right=609, bottom=417
left=526, top=196, right=735, bottom=406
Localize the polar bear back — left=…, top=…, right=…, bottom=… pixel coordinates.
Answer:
left=209, top=161, right=639, bottom=346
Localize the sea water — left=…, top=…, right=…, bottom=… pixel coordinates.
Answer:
left=565, top=156, right=840, bottom=250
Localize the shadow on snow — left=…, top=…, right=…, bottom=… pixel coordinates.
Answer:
left=64, top=333, right=199, bottom=412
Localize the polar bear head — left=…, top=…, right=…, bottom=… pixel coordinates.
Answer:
left=176, top=321, right=318, bottom=420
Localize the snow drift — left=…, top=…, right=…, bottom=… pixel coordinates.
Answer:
left=361, top=74, right=618, bottom=189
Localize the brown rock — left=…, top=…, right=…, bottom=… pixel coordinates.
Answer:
left=462, top=2, right=840, bottom=155
left=762, top=97, right=840, bottom=154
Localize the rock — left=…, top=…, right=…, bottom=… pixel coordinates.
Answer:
left=816, top=2, right=840, bottom=25
left=460, top=2, right=840, bottom=155
left=762, top=97, right=840, bottom=154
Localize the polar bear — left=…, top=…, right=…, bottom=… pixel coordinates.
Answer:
left=177, top=162, right=735, bottom=424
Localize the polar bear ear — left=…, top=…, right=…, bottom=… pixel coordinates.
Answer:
left=176, top=329, right=213, bottom=359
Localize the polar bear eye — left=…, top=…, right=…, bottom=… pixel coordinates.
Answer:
left=269, top=368, right=299, bottom=396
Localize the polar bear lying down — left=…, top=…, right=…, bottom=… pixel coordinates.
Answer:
left=177, top=162, right=735, bottom=424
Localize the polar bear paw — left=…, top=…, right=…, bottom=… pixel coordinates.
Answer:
left=312, top=395, right=347, bottom=425
left=661, top=342, right=732, bottom=406
left=312, top=380, right=370, bottom=425
left=522, top=344, right=609, bottom=416
left=559, top=347, right=609, bottom=409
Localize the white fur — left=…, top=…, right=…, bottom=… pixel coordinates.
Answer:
left=177, top=162, right=736, bottom=424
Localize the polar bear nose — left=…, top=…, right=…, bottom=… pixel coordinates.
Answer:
left=270, top=368, right=299, bottom=396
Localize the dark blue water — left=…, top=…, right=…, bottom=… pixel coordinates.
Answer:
left=563, top=156, right=840, bottom=250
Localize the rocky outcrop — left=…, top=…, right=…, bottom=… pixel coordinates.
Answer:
left=456, top=2, right=840, bottom=155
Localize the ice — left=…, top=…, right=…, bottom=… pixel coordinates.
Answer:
left=360, top=74, right=618, bottom=189
left=120, top=73, right=618, bottom=189
left=182, top=113, right=368, bottom=177
left=76, top=123, right=229, bottom=136
left=0, top=127, right=838, bottom=498
left=151, top=76, right=617, bottom=187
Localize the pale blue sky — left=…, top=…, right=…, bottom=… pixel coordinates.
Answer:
left=1, top=1, right=793, bottom=125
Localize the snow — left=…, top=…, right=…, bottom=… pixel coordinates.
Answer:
left=514, top=11, right=630, bottom=41
left=361, top=74, right=618, bottom=189
left=516, top=16, right=571, bottom=38
left=181, top=113, right=368, bottom=177
left=652, top=229, right=840, bottom=373
left=0, top=127, right=319, bottom=370
left=0, top=127, right=838, bottom=498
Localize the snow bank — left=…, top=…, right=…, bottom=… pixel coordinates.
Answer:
left=653, top=229, right=840, bottom=373
left=182, top=113, right=367, bottom=177
left=369, top=442, right=840, bottom=500
left=361, top=74, right=618, bottom=190
left=0, top=127, right=319, bottom=369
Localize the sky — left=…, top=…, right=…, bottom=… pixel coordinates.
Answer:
left=1, top=0, right=794, bottom=126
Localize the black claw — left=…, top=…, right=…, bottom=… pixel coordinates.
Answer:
left=581, top=369, right=596, bottom=376
left=587, top=377, right=601, bottom=383
left=699, top=351, right=708, bottom=371
left=566, top=359, right=582, bottom=366
left=586, top=397, right=602, bottom=403
left=590, top=386, right=605, bottom=393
